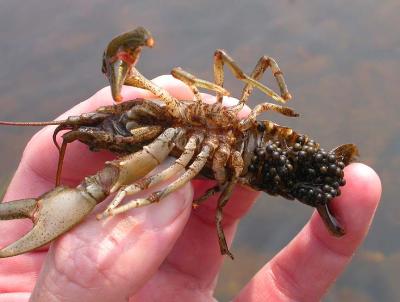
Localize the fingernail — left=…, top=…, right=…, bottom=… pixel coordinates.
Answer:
left=143, top=185, right=192, bottom=229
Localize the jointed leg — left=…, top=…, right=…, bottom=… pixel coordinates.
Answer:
left=214, top=150, right=244, bottom=259
left=97, top=133, right=203, bottom=218
left=238, top=56, right=271, bottom=107
left=124, top=69, right=184, bottom=119
left=95, top=100, right=138, bottom=114
left=239, top=102, right=299, bottom=131
left=128, top=126, right=163, bottom=140
left=108, top=127, right=185, bottom=194
left=214, top=49, right=291, bottom=104
left=192, top=142, right=233, bottom=207
left=106, top=141, right=214, bottom=216
left=56, top=126, right=163, bottom=186
left=192, top=149, right=243, bottom=206
left=239, top=55, right=292, bottom=105
left=171, top=67, right=229, bottom=103
left=193, top=185, right=222, bottom=207
left=212, top=142, right=231, bottom=185
left=215, top=180, right=237, bottom=259
left=125, top=101, right=165, bottom=121
left=172, top=68, right=202, bottom=103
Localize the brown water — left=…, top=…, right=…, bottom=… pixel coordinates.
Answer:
left=0, top=1, right=399, bottom=300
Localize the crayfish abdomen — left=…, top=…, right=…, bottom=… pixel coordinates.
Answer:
left=245, top=128, right=357, bottom=235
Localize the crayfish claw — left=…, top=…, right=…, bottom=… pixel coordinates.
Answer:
left=0, top=215, right=47, bottom=258
left=0, top=198, right=37, bottom=220
left=0, top=186, right=98, bottom=258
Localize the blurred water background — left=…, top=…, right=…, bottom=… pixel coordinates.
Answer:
left=0, top=1, right=399, bottom=301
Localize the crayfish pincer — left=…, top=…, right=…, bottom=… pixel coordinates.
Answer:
left=0, top=26, right=358, bottom=259
left=0, top=187, right=98, bottom=257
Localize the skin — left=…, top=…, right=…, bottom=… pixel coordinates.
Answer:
left=0, top=75, right=381, bottom=302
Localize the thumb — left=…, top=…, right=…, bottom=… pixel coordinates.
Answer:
left=30, top=170, right=193, bottom=302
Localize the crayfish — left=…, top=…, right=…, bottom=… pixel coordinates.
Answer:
left=0, top=27, right=358, bottom=259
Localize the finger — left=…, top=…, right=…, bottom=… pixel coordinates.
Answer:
left=0, top=293, right=31, bottom=302
left=235, top=163, right=381, bottom=302
left=0, top=252, right=44, bottom=294
left=31, top=170, right=193, bottom=302
left=154, top=181, right=260, bottom=291
left=130, top=182, right=260, bottom=301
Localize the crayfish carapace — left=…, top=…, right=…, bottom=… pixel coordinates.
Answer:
left=0, top=27, right=358, bottom=259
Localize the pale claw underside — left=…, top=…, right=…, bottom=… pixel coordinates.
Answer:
left=0, top=186, right=97, bottom=258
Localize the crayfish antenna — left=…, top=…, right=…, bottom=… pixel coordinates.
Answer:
left=0, top=119, right=69, bottom=152
left=0, top=119, right=71, bottom=185
left=0, top=120, right=66, bottom=126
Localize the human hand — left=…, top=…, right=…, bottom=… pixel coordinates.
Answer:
left=0, top=76, right=381, bottom=301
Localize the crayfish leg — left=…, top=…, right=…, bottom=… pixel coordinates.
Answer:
left=239, top=55, right=292, bottom=105
left=215, top=180, right=237, bottom=260
left=107, top=140, right=212, bottom=217
left=193, top=185, right=221, bottom=208
left=213, top=49, right=289, bottom=105
left=97, top=133, right=203, bottom=219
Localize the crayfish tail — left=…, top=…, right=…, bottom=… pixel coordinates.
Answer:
left=0, top=120, right=66, bottom=126
left=317, top=204, right=345, bottom=237
left=248, top=134, right=357, bottom=236
left=331, top=143, right=359, bottom=165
